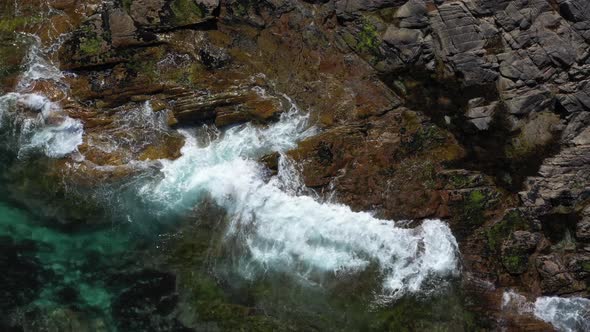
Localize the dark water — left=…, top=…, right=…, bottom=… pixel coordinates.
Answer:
left=0, top=173, right=490, bottom=332
left=0, top=4, right=489, bottom=330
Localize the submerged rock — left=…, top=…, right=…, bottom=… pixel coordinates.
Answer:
left=4, top=0, right=590, bottom=329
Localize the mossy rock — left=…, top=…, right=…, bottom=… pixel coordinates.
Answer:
left=452, top=189, right=493, bottom=229
left=357, top=18, right=381, bottom=54
left=169, top=0, right=206, bottom=26
left=0, top=16, right=43, bottom=33
left=230, top=0, right=254, bottom=17
left=486, top=210, right=531, bottom=252
left=501, top=253, right=529, bottom=275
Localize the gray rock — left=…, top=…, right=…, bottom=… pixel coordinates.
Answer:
left=395, top=0, right=428, bottom=28
left=500, top=85, right=553, bottom=115
left=520, top=124, right=590, bottom=215
left=466, top=100, right=498, bottom=131
left=382, top=27, right=424, bottom=62
left=335, top=0, right=406, bottom=19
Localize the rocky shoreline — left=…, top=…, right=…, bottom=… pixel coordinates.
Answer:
left=1, top=0, right=590, bottom=331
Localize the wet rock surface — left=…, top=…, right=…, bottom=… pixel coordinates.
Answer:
left=2, top=0, right=590, bottom=330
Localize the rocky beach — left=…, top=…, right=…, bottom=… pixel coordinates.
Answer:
left=0, top=0, right=589, bottom=331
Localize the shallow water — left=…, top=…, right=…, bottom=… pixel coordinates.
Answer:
left=0, top=2, right=585, bottom=331
left=0, top=193, right=486, bottom=331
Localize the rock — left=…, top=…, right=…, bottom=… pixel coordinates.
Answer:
left=500, top=231, right=541, bottom=274
left=335, top=0, right=407, bottom=19
left=536, top=254, right=586, bottom=294
left=430, top=2, right=486, bottom=56
left=59, top=0, right=220, bottom=69
left=382, top=26, right=424, bottom=62
left=504, top=111, right=562, bottom=160
left=289, top=109, right=465, bottom=221
left=198, top=44, right=231, bottom=69
left=466, top=100, right=498, bottom=131
left=520, top=120, right=590, bottom=215
left=395, top=0, right=428, bottom=28
left=576, top=208, right=590, bottom=240
left=171, top=88, right=282, bottom=127
left=109, top=8, right=139, bottom=48
left=429, top=2, right=500, bottom=85
left=499, top=85, right=553, bottom=115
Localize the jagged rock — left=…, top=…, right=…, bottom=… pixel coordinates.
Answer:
left=464, top=0, right=511, bottom=16
left=129, top=0, right=218, bottom=29
left=335, top=0, right=407, bottom=19
left=429, top=2, right=500, bottom=85
left=395, top=0, right=428, bottom=28
left=430, top=2, right=486, bottom=56
left=577, top=218, right=590, bottom=240
left=382, top=26, right=424, bottom=62
left=59, top=0, right=220, bottom=69
left=499, top=83, right=553, bottom=115
left=109, top=8, right=140, bottom=48
left=536, top=254, right=586, bottom=294
left=171, top=88, right=282, bottom=127
left=499, top=52, right=542, bottom=82
left=466, top=99, right=497, bottom=131
left=500, top=231, right=541, bottom=274
left=557, top=80, right=590, bottom=113
left=520, top=120, right=590, bottom=215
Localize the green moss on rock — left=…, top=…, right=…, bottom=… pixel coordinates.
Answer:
left=457, top=190, right=488, bottom=227
left=231, top=0, right=252, bottom=16
left=170, top=0, right=205, bottom=26
left=357, top=19, right=381, bottom=54
left=486, top=210, right=530, bottom=252
left=501, top=254, right=527, bottom=274
left=0, top=16, right=42, bottom=33
left=121, top=0, right=133, bottom=12
left=79, top=37, right=102, bottom=56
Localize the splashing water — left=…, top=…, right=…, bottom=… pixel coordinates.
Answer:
left=0, top=93, right=83, bottom=158
left=0, top=13, right=460, bottom=303
left=503, top=290, right=590, bottom=332
left=534, top=297, right=590, bottom=332
left=0, top=32, right=82, bottom=159
left=137, top=107, right=460, bottom=298
left=17, top=34, right=65, bottom=91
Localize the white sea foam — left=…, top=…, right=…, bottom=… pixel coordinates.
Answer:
left=0, top=93, right=83, bottom=158
left=0, top=30, right=82, bottom=159
left=17, top=34, right=65, bottom=91
left=2, top=24, right=460, bottom=299
left=502, top=290, right=590, bottom=331
left=534, top=296, right=590, bottom=332
left=139, top=106, right=460, bottom=298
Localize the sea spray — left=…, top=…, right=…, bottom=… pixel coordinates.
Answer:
left=1, top=21, right=461, bottom=301
left=138, top=106, right=460, bottom=298
left=534, top=297, right=590, bottom=332
left=0, top=93, right=83, bottom=158
left=0, top=32, right=82, bottom=159
left=502, top=290, right=590, bottom=331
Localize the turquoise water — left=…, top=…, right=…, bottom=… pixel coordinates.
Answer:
left=0, top=198, right=131, bottom=328
left=0, top=196, right=488, bottom=331
left=0, top=10, right=486, bottom=329
left=0, top=163, right=489, bottom=331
